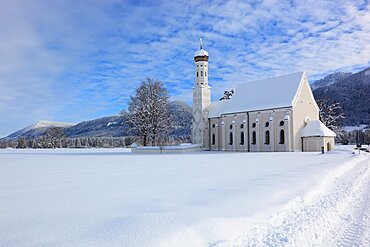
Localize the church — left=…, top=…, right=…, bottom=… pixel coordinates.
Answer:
left=191, top=39, right=336, bottom=152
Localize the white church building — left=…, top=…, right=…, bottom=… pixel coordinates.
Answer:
left=191, top=39, right=336, bottom=152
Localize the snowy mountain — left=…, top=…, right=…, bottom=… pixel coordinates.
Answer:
left=3, top=121, right=75, bottom=140
left=169, top=100, right=192, bottom=137
left=65, top=116, right=126, bottom=138
left=311, top=72, right=351, bottom=89
left=2, top=101, right=192, bottom=141
left=313, top=67, right=370, bottom=126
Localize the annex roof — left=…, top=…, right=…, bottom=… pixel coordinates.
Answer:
left=209, top=71, right=305, bottom=118
left=301, top=120, right=336, bottom=137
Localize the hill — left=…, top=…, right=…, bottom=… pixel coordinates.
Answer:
left=3, top=121, right=75, bottom=140
left=311, top=72, right=351, bottom=89
left=313, top=67, right=370, bottom=126
left=1, top=101, right=192, bottom=142
left=65, top=116, right=126, bottom=138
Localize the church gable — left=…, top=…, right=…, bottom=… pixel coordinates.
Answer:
left=291, top=74, right=320, bottom=150
left=291, top=73, right=319, bottom=112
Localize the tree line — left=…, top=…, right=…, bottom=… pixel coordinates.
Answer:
left=0, top=136, right=133, bottom=149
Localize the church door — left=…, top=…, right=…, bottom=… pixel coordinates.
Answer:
left=327, top=142, right=331, bottom=151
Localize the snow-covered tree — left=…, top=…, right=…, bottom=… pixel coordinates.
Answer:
left=16, top=138, right=26, bottom=149
left=317, top=99, right=345, bottom=131
left=75, top=138, right=82, bottom=148
left=220, top=89, right=235, bottom=101
left=126, top=78, right=171, bottom=146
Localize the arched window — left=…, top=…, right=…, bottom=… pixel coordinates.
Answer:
left=201, top=71, right=203, bottom=76
left=265, top=122, right=269, bottom=127
left=240, top=124, right=244, bottom=129
left=252, top=123, right=256, bottom=128
left=229, top=132, right=233, bottom=145
left=265, top=130, right=270, bottom=144
left=279, top=121, right=284, bottom=126
left=212, top=124, right=215, bottom=128
left=279, top=129, right=285, bottom=144
left=229, top=124, right=233, bottom=130
left=212, top=133, right=216, bottom=145
left=252, top=131, right=256, bottom=145
left=240, top=132, right=244, bottom=145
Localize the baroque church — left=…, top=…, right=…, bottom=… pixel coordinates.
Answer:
left=191, top=39, right=336, bottom=152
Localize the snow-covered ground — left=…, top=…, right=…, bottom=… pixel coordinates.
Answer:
left=0, top=148, right=369, bottom=247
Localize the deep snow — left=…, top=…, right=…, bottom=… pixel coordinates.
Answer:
left=0, top=148, right=369, bottom=246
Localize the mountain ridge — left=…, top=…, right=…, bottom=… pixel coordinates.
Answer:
left=312, top=67, right=370, bottom=126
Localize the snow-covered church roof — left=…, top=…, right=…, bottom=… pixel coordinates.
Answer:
left=209, top=71, right=306, bottom=118
left=301, top=120, right=336, bottom=137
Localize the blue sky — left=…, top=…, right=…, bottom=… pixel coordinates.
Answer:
left=0, top=0, right=369, bottom=137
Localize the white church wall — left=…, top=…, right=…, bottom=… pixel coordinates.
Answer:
left=235, top=113, right=248, bottom=152
left=248, top=108, right=291, bottom=152
left=273, top=109, right=291, bottom=152
left=210, top=118, right=219, bottom=151
left=223, top=115, right=236, bottom=151
left=292, top=76, right=320, bottom=151
left=302, top=136, right=335, bottom=152
left=249, top=112, right=260, bottom=152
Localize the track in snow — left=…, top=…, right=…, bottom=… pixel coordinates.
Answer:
left=338, top=156, right=370, bottom=247
left=215, top=154, right=370, bottom=247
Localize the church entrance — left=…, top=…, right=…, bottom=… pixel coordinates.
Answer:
left=327, top=142, right=331, bottom=151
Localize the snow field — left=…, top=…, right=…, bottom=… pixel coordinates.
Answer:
left=0, top=148, right=369, bottom=247
left=216, top=153, right=370, bottom=246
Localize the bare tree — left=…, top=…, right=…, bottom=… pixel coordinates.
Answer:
left=126, top=78, right=171, bottom=146
left=317, top=99, right=345, bottom=130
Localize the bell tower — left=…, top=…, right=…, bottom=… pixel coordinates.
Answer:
left=192, top=38, right=211, bottom=149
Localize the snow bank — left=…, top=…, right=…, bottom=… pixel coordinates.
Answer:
left=131, top=144, right=202, bottom=153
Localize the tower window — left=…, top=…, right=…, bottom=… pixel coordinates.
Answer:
left=197, top=72, right=198, bottom=77
left=240, top=124, right=244, bottom=129
left=201, top=71, right=203, bottom=76
left=205, top=72, right=207, bottom=77
left=229, top=132, right=233, bottom=145
left=212, top=134, right=216, bottom=145
left=252, top=123, right=256, bottom=128
left=229, top=124, right=233, bottom=130
left=279, top=129, right=285, bottom=144
left=252, top=131, right=256, bottom=145
left=240, top=131, right=244, bottom=145
left=265, top=122, right=269, bottom=127
left=212, top=124, right=215, bottom=128
left=280, top=121, right=284, bottom=126
left=265, top=130, right=270, bottom=144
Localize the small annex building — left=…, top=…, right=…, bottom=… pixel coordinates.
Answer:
left=301, top=120, right=336, bottom=152
left=191, top=38, right=336, bottom=152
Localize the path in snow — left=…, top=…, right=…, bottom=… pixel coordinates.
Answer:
left=338, top=156, right=370, bottom=247
left=216, top=154, right=370, bottom=246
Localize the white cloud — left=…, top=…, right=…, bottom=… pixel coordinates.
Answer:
left=0, top=0, right=369, bottom=136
